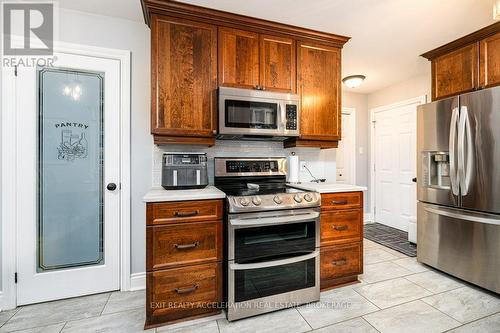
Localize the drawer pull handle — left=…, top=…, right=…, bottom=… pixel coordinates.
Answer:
left=174, top=284, right=199, bottom=294
left=333, top=225, right=348, bottom=231
left=332, top=200, right=348, bottom=205
left=175, top=210, right=199, bottom=217
left=332, top=258, right=347, bottom=266
left=174, top=241, right=200, bottom=250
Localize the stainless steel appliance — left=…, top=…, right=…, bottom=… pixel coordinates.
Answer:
left=214, top=157, right=321, bottom=321
left=417, top=86, right=500, bottom=294
left=161, top=152, right=208, bottom=189
left=218, top=87, right=300, bottom=140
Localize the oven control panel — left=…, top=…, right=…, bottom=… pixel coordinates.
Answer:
left=285, top=104, right=298, bottom=130
left=226, top=191, right=321, bottom=213
left=226, top=160, right=279, bottom=173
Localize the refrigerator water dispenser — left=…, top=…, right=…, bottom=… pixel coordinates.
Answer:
left=422, top=152, right=450, bottom=189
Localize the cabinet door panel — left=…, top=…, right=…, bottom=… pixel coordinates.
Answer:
left=480, top=32, right=500, bottom=89
left=218, top=27, right=260, bottom=89
left=297, top=42, right=341, bottom=140
left=260, top=35, right=296, bottom=93
left=432, top=43, right=478, bottom=101
left=152, top=15, right=217, bottom=137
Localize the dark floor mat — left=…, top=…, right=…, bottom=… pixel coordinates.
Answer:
left=364, top=223, right=416, bottom=257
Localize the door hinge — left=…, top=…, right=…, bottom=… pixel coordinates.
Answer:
left=14, top=65, right=18, bottom=77
left=14, top=272, right=18, bottom=283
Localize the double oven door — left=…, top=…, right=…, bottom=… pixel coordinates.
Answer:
left=227, top=208, right=320, bottom=321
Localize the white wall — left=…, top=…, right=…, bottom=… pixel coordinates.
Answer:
left=342, top=92, right=370, bottom=214
left=367, top=74, right=431, bottom=110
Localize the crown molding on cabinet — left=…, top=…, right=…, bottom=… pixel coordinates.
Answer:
left=421, top=21, right=500, bottom=60
left=141, top=0, right=350, bottom=48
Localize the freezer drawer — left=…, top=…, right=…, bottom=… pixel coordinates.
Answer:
left=417, top=202, right=500, bottom=293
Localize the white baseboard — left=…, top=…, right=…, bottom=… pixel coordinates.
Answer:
left=129, top=272, right=146, bottom=291
left=364, top=213, right=374, bottom=224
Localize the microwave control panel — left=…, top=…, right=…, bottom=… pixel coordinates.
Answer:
left=285, top=104, right=298, bottom=130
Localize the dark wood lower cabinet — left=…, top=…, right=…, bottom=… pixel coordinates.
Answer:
left=319, top=191, right=364, bottom=290
left=320, top=242, right=363, bottom=290
left=145, top=263, right=223, bottom=328
left=145, top=200, right=223, bottom=329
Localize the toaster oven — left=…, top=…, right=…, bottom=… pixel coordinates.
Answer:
left=161, top=153, right=208, bottom=190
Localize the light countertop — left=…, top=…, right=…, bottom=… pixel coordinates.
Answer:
left=143, top=186, right=226, bottom=202
left=287, top=182, right=367, bottom=193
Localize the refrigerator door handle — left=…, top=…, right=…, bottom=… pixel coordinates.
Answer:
left=458, top=106, right=473, bottom=196
left=423, top=205, right=500, bottom=226
left=449, top=107, right=460, bottom=196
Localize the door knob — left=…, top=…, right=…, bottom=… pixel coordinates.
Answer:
left=107, top=183, right=117, bottom=191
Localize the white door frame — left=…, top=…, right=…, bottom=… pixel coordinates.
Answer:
left=1, top=40, right=131, bottom=310
left=341, top=107, right=356, bottom=184
left=369, top=95, right=426, bottom=225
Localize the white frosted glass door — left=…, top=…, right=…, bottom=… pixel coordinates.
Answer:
left=38, top=68, right=104, bottom=271
left=16, top=51, right=121, bottom=305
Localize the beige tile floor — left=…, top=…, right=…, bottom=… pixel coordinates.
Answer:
left=1, top=239, right=499, bottom=333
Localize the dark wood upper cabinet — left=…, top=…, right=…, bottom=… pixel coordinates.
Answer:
left=143, top=0, right=349, bottom=147
left=151, top=14, right=217, bottom=145
left=260, top=35, right=296, bottom=93
left=218, top=27, right=260, bottom=89
left=422, top=22, right=500, bottom=101
left=431, top=43, right=478, bottom=101
left=287, top=42, right=341, bottom=146
left=480, top=31, right=500, bottom=89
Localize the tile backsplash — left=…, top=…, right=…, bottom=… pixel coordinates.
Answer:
left=152, top=140, right=337, bottom=186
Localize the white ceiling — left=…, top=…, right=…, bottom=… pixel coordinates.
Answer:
left=59, top=0, right=497, bottom=93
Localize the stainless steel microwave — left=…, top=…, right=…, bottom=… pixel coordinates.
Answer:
left=218, top=87, right=300, bottom=139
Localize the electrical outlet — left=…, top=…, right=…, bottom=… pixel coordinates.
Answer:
left=300, top=161, right=307, bottom=171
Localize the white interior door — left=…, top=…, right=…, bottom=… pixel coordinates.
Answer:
left=373, top=103, right=417, bottom=231
left=336, top=108, right=356, bottom=184
left=16, top=51, right=121, bottom=305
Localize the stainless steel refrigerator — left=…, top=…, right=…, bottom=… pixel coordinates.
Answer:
left=417, top=86, right=500, bottom=294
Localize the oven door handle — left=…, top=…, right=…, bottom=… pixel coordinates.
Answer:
left=229, top=250, right=319, bottom=270
left=230, top=211, right=319, bottom=227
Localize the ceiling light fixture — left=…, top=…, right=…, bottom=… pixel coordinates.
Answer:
left=495, top=0, right=500, bottom=20
left=342, top=75, right=366, bottom=88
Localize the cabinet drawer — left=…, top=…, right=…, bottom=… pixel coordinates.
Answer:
left=147, top=221, right=222, bottom=270
left=321, top=192, right=362, bottom=211
left=147, top=200, right=223, bottom=225
left=321, top=210, right=362, bottom=246
left=146, top=263, right=222, bottom=326
left=320, top=242, right=362, bottom=282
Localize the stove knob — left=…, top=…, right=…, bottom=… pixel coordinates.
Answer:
left=252, top=197, right=262, bottom=206
left=293, top=194, right=303, bottom=203
left=273, top=196, right=282, bottom=204
left=304, top=193, right=313, bottom=202
left=239, top=198, right=250, bottom=206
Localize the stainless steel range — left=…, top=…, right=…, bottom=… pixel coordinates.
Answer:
left=214, top=157, right=321, bottom=321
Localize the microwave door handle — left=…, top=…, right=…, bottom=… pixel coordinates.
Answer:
left=230, top=211, right=320, bottom=227
left=278, top=103, right=285, bottom=131
left=449, top=107, right=460, bottom=196
left=229, top=250, right=319, bottom=270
